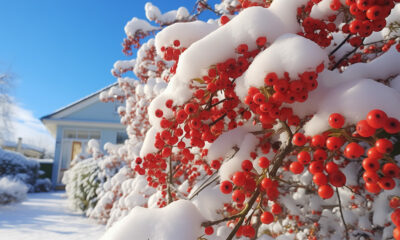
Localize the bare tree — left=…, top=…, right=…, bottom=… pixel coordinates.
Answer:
left=0, top=72, right=13, bottom=143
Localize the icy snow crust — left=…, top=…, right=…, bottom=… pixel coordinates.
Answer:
left=100, top=200, right=204, bottom=240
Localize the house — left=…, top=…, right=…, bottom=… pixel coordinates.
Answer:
left=1, top=137, right=45, bottom=159
left=41, top=83, right=127, bottom=188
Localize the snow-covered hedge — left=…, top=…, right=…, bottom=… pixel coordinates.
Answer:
left=63, top=157, right=100, bottom=214
left=0, top=177, right=28, bottom=204
left=0, top=148, right=51, bottom=192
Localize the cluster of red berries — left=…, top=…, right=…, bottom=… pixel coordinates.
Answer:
left=301, top=17, right=337, bottom=47
left=136, top=37, right=270, bottom=206
left=160, top=39, right=186, bottom=74
left=244, top=63, right=324, bottom=129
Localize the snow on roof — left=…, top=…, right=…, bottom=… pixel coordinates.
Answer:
left=2, top=140, right=45, bottom=153
left=40, top=82, right=118, bottom=121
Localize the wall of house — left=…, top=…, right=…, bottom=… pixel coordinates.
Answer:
left=51, top=124, right=126, bottom=187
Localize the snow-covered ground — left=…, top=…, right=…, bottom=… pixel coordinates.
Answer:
left=0, top=191, right=105, bottom=240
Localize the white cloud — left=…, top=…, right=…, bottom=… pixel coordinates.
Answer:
left=2, top=103, right=55, bottom=154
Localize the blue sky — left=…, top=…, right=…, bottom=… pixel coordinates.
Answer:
left=0, top=0, right=218, bottom=149
left=0, top=0, right=212, bottom=118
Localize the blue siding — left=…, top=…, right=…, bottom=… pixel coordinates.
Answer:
left=62, top=101, right=122, bottom=123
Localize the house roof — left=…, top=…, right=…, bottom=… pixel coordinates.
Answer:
left=2, top=140, right=45, bottom=153
left=40, top=82, right=118, bottom=121
left=40, top=82, right=123, bottom=137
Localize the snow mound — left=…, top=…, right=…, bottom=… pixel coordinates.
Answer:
left=0, top=177, right=28, bottom=204
left=100, top=200, right=204, bottom=240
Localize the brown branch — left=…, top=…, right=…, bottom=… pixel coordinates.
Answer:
left=167, top=156, right=173, bottom=204
left=226, top=188, right=261, bottom=240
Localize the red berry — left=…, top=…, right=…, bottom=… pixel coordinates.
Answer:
left=318, top=185, right=334, bottom=199
left=363, top=170, right=379, bottom=183
left=366, top=5, right=385, bottom=20
left=365, top=182, right=381, bottom=194
left=356, top=120, right=376, bottom=137
left=173, top=39, right=180, bottom=47
left=297, top=151, right=311, bottom=165
left=326, top=136, right=344, bottom=151
left=241, top=160, right=253, bottom=172
left=256, top=36, right=267, bottom=46
left=211, top=160, right=221, bottom=170
left=204, top=226, right=214, bottom=235
left=165, top=99, right=173, bottom=108
left=311, top=135, right=325, bottom=148
left=362, top=157, right=380, bottom=171
left=220, top=15, right=230, bottom=25
left=258, top=156, right=270, bottom=168
left=367, top=109, right=388, bottom=129
left=264, top=72, right=278, bottom=86
left=390, top=197, right=400, bottom=209
left=356, top=0, right=373, bottom=11
left=220, top=181, right=233, bottom=194
left=232, top=172, right=246, bottom=187
left=309, top=161, right=325, bottom=174
left=375, top=138, right=393, bottom=154
left=394, top=227, right=400, bottom=240
left=155, top=109, right=163, bottom=118
left=313, top=149, right=327, bottom=161
left=232, top=190, right=245, bottom=203
left=378, top=177, right=395, bottom=190
left=253, top=93, right=266, bottom=104
left=325, top=161, right=339, bottom=174
left=292, top=133, right=307, bottom=146
left=329, top=113, right=345, bottom=128
left=261, top=177, right=273, bottom=190
left=384, top=117, right=400, bottom=134
left=392, top=208, right=400, bottom=227
left=382, top=163, right=400, bottom=178
left=290, top=161, right=304, bottom=174
left=184, top=103, right=197, bottom=114
left=329, top=171, right=346, bottom=187
left=260, top=211, right=274, bottom=224
left=313, top=172, right=328, bottom=186
left=271, top=203, right=282, bottom=214
left=367, top=146, right=383, bottom=159
left=344, top=142, right=364, bottom=159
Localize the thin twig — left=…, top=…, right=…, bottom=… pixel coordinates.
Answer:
left=336, top=187, right=350, bottom=240
left=188, top=174, right=219, bottom=200
left=329, top=34, right=352, bottom=56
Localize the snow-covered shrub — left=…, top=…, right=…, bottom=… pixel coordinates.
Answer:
left=0, top=148, right=50, bottom=192
left=34, top=178, right=52, bottom=192
left=95, top=1, right=400, bottom=239
left=0, top=177, right=28, bottom=205
left=63, top=157, right=100, bottom=214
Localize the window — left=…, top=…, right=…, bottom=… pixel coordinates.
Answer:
left=64, top=129, right=76, bottom=139
left=63, top=129, right=101, bottom=140
left=116, top=132, right=129, bottom=144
